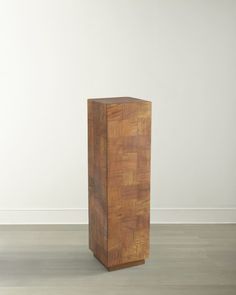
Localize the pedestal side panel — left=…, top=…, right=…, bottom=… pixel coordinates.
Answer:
left=107, top=102, right=151, bottom=267
left=88, top=100, right=108, bottom=265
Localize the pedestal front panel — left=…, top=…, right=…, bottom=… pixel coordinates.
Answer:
left=88, top=97, right=151, bottom=271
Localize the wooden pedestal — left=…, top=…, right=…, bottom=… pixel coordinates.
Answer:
left=88, top=97, right=151, bottom=271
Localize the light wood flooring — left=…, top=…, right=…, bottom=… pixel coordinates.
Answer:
left=0, top=224, right=235, bottom=295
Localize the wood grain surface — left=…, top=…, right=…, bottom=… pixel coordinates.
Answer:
left=88, top=97, right=151, bottom=270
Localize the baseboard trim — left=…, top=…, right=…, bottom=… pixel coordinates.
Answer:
left=0, top=208, right=88, bottom=224
left=150, top=208, right=236, bottom=224
left=0, top=208, right=235, bottom=224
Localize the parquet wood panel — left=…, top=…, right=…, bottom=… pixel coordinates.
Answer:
left=88, top=97, right=151, bottom=270
left=88, top=101, right=108, bottom=266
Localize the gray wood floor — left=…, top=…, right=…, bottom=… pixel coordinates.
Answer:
left=0, top=224, right=236, bottom=295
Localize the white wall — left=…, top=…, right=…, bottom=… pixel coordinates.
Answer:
left=0, top=0, right=235, bottom=223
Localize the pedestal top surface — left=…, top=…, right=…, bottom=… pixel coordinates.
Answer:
left=88, top=97, right=150, bottom=104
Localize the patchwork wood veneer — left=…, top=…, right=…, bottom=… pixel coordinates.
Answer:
left=88, top=97, right=151, bottom=271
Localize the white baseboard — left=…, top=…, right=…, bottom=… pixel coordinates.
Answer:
left=0, top=209, right=88, bottom=224
left=0, top=208, right=235, bottom=224
left=151, top=208, right=236, bottom=224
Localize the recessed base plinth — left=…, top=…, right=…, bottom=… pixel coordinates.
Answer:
left=93, top=253, right=145, bottom=271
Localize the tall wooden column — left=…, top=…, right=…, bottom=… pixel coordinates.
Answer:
left=88, top=97, right=151, bottom=271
